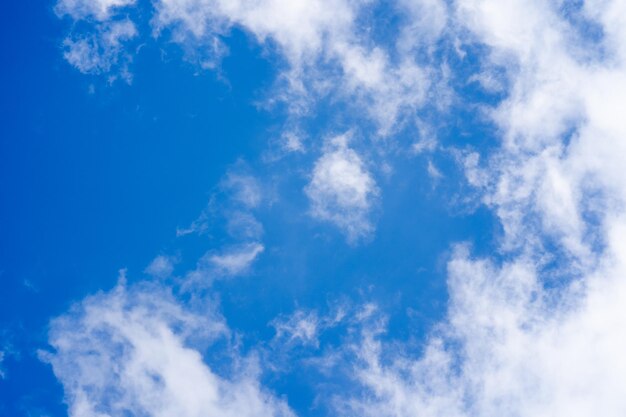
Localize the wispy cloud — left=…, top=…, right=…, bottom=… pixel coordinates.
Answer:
left=144, top=255, right=177, bottom=279
left=315, top=2, right=626, bottom=416
left=62, top=19, right=137, bottom=82
left=40, top=279, right=293, bottom=417
left=203, top=242, right=265, bottom=277
left=57, top=0, right=450, bottom=133
left=327, top=242, right=626, bottom=417
left=55, top=0, right=136, bottom=21
left=177, top=165, right=265, bottom=239
left=56, top=0, right=138, bottom=82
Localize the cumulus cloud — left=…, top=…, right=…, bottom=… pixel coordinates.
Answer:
left=305, top=134, right=379, bottom=243
left=334, top=242, right=626, bottom=417
left=41, top=280, right=293, bottom=417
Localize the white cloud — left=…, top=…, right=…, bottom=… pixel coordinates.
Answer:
left=56, top=0, right=451, bottom=134
left=50, top=1, right=626, bottom=416
left=305, top=134, right=379, bottom=243
left=336, top=243, right=626, bottom=417
left=178, top=167, right=264, bottom=239
left=271, top=304, right=349, bottom=351
left=185, top=243, right=265, bottom=287
left=272, top=310, right=321, bottom=348
left=62, top=19, right=138, bottom=82
left=145, top=255, right=176, bottom=279
left=56, top=0, right=139, bottom=82
left=150, top=0, right=446, bottom=133
left=207, top=243, right=265, bottom=276
left=280, top=131, right=305, bottom=154
left=151, top=0, right=355, bottom=61
left=452, top=0, right=626, bottom=258
left=41, top=280, right=293, bottom=417
left=326, top=1, right=626, bottom=416
left=55, top=0, right=136, bottom=21
left=226, top=211, right=264, bottom=240
left=262, top=130, right=307, bottom=163
left=397, top=0, right=448, bottom=50
left=176, top=165, right=266, bottom=288
left=426, top=160, right=443, bottom=180
left=222, top=171, right=263, bottom=209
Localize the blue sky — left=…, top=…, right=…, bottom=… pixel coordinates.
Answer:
left=2, top=1, right=626, bottom=416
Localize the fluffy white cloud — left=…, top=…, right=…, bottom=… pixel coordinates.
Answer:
left=41, top=280, right=293, bottom=417
left=152, top=0, right=354, bottom=60
left=305, top=134, right=378, bottom=243
left=338, top=243, right=626, bottom=417
left=455, top=0, right=626, bottom=259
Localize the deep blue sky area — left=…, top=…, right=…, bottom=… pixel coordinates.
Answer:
left=0, top=1, right=502, bottom=416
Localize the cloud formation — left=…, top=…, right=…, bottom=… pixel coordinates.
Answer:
left=41, top=279, right=293, bottom=417
left=332, top=241, right=626, bottom=417
left=145, top=255, right=176, bottom=279
left=49, top=1, right=626, bottom=417
left=323, top=2, right=626, bottom=416
left=55, top=0, right=136, bottom=21
left=203, top=242, right=265, bottom=277
left=56, top=0, right=138, bottom=82
left=305, top=134, right=379, bottom=242
left=57, top=0, right=449, bottom=133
